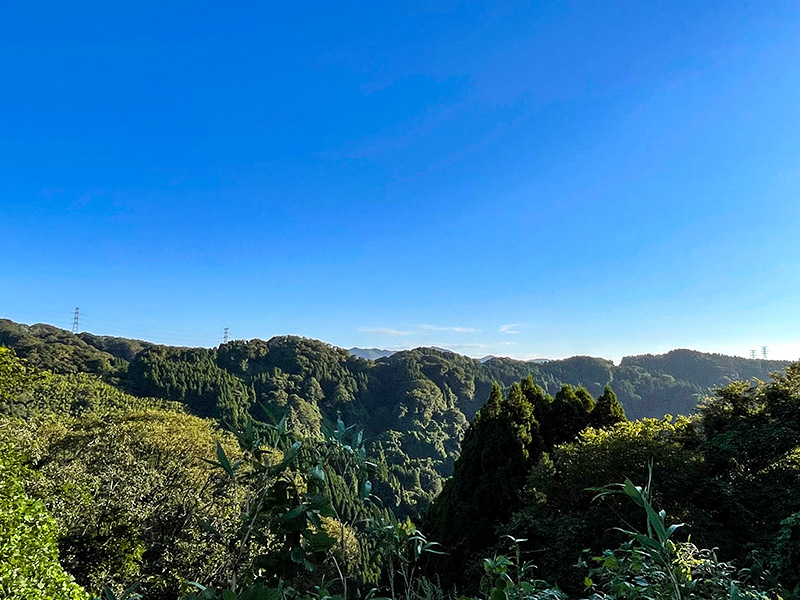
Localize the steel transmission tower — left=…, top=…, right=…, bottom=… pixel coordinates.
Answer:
left=72, top=307, right=80, bottom=334
left=762, top=346, right=768, bottom=359
left=749, top=349, right=757, bottom=360
left=223, top=328, right=229, bottom=344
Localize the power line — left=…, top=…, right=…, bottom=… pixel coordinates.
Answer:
left=11, top=310, right=248, bottom=348
left=76, top=313, right=217, bottom=345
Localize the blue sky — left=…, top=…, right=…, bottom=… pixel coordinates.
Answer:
left=2, top=1, right=799, bottom=361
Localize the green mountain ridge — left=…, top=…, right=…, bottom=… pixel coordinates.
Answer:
left=2, top=317, right=800, bottom=599
left=348, top=347, right=395, bottom=360
left=0, top=318, right=790, bottom=512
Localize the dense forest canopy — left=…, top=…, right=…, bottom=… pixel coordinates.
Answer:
left=1, top=318, right=798, bottom=600
left=425, top=363, right=800, bottom=595
left=2, top=319, right=786, bottom=420
left=0, top=318, right=788, bottom=514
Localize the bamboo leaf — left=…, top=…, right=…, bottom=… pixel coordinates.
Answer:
left=197, top=517, right=224, bottom=542
left=310, top=464, right=325, bottom=482
left=361, top=480, right=372, bottom=500
left=215, top=443, right=234, bottom=477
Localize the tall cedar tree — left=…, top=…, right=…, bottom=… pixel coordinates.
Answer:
left=425, top=382, right=542, bottom=588
left=425, top=378, right=625, bottom=591
left=590, top=385, right=627, bottom=428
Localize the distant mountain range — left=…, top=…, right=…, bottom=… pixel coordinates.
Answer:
left=350, top=348, right=552, bottom=364
left=478, top=355, right=551, bottom=364
left=1, top=318, right=789, bottom=422
left=347, top=347, right=396, bottom=360
left=1, top=317, right=791, bottom=511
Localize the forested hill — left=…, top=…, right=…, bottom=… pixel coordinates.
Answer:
left=0, top=319, right=152, bottom=378
left=0, top=317, right=790, bottom=510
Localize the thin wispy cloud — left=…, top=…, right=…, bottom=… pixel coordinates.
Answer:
left=498, top=323, right=522, bottom=334
left=420, top=324, right=481, bottom=333
left=426, top=342, right=487, bottom=351
left=359, top=327, right=411, bottom=336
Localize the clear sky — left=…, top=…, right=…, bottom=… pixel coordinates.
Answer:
left=2, top=1, right=799, bottom=362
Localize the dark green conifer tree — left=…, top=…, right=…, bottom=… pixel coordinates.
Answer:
left=520, top=375, right=551, bottom=425
left=425, top=382, right=540, bottom=588
left=546, top=384, right=588, bottom=446
left=590, top=385, right=627, bottom=428
left=575, top=385, right=596, bottom=412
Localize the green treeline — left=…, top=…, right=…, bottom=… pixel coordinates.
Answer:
left=2, top=343, right=800, bottom=599
left=425, top=380, right=625, bottom=585
left=2, top=319, right=800, bottom=599
left=426, top=366, right=800, bottom=596
left=0, top=347, right=243, bottom=599
left=0, top=318, right=790, bottom=515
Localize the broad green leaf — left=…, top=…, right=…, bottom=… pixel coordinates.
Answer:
left=197, top=517, right=224, bottom=541
left=361, top=480, right=372, bottom=500
left=311, top=464, right=325, bottom=482
left=215, top=443, right=234, bottom=477
left=277, top=412, right=288, bottom=435
left=102, top=586, right=118, bottom=600
left=282, top=505, right=307, bottom=522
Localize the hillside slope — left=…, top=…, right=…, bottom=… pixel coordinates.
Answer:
left=1, top=318, right=790, bottom=510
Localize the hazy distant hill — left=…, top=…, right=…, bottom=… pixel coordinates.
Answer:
left=479, top=355, right=550, bottom=363
left=1, top=318, right=790, bottom=511
left=2, top=319, right=788, bottom=422
left=348, top=347, right=395, bottom=360
left=620, top=348, right=787, bottom=389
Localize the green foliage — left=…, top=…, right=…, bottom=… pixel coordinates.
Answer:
left=0, top=319, right=122, bottom=377
left=769, top=512, right=800, bottom=595
left=425, top=377, right=624, bottom=590
left=590, top=472, right=695, bottom=600
left=623, top=349, right=790, bottom=392
left=692, top=363, right=800, bottom=561
left=3, top=318, right=792, bottom=523
left=468, top=536, right=566, bottom=600
left=196, top=414, right=378, bottom=598
left=0, top=432, right=89, bottom=600
left=467, top=475, right=778, bottom=600
left=124, top=342, right=479, bottom=514
left=0, top=343, right=228, bottom=596
left=589, top=386, right=626, bottom=429
left=616, top=349, right=788, bottom=419
left=546, top=385, right=589, bottom=446
left=13, top=410, right=242, bottom=599
left=0, top=346, right=180, bottom=419
left=77, top=332, right=152, bottom=363
left=0, top=346, right=29, bottom=404
left=503, top=417, right=703, bottom=593
left=3, top=320, right=791, bottom=428
left=366, top=511, right=442, bottom=600
left=498, top=364, right=800, bottom=596
left=583, top=472, right=774, bottom=600
left=183, top=413, right=446, bottom=600
left=126, top=346, right=253, bottom=423
left=92, top=582, right=143, bottom=600
left=4, top=319, right=800, bottom=600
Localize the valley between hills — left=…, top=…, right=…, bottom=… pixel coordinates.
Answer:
left=1, top=316, right=798, bottom=599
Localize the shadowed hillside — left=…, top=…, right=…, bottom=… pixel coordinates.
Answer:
left=1, top=318, right=790, bottom=512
